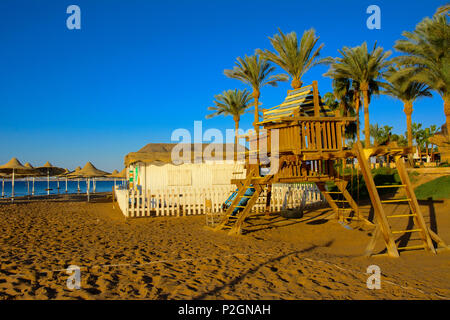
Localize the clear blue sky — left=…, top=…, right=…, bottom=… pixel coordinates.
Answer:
left=0, top=0, right=447, bottom=171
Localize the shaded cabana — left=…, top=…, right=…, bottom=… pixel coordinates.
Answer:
left=0, top=158, right=33, bottom=201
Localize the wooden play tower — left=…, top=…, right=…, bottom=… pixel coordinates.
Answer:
left=214, top=81, right=448, bottom=257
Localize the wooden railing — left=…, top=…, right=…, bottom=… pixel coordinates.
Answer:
left=248, top=117, right=355, bottom=156
left=298, top=118, right=347, bottom=152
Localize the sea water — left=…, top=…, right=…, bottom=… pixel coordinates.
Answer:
left=0, top=179, right=126, bottom=198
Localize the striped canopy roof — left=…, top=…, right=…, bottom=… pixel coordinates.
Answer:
left=262, top=84, right=335, bottom=124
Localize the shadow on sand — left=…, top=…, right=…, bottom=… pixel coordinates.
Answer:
left=193, top=241, right=334, bottom=299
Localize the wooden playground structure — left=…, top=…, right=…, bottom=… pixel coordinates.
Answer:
left=213, top=81, right=449, bottom=258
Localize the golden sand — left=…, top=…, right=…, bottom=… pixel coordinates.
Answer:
left=0, top=195, right=449, bottom=299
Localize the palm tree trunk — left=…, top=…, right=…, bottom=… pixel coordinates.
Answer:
left=419, top=146, right=423, bottom=164
left=355, top=92, right=361, bottom=143
left=444, top=96, right=450, bottom=136
left=404, top=102, right=413, bottom=148
left=362, top=89, right=370, bottom=147
left=233, top=115, right=240, bottom=161
left=291, top=78, right=302, bottom=89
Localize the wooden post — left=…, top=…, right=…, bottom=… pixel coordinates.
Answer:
left=265, top=184, right=272, bottom=217
left=312, top=80, right=320, bottom=117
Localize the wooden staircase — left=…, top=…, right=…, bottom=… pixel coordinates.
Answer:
left=214, top=168, right=270, bottom=235
left=317, top=180, right=368, bottom=224
left=354, top=141, right=447, bottom=257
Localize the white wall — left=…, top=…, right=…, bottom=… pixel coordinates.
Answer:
left=129, top=161, right=245, bottom=191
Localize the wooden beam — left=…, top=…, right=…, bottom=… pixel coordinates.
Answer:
left=335, top=181, right=360, bottom=218
left=317, top=182, right=340, bottom=218
left=354, top=141, right=399, bottom=258
left=312, top=80, right=320, bottom=117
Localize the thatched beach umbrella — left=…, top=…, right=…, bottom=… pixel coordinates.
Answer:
left=0, top=158, right=33, bottom=201
left=68, top=162, right=109, bottom=201
left=20, top=162, right=40, bottom=196
left=36, top=162, right=65, bottom=196
left=57, top=168, right=71, bottom=193
left=109, top=168, right=127, bottom=189
left=108, top=169, right=120, bottom=188
left=71, top=166, right=82, bottom=192
left=117, top=168, right=127, bottom=186
left=0, top=172, right=10, bottom=198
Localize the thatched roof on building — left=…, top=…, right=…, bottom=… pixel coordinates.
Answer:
left=429, top=123, right=450, bottom=162
left=124, top=143, right=245, bottom=167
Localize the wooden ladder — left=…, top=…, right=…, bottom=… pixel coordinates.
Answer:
left=317, top=181, right=367, bottom=224
left=354, top=141, right=443, bottom=257
left=214, top=168, right=267, bottom=235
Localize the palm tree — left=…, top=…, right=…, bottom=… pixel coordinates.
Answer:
left=423, top=125, right=439, bottom=161
left=394, top=10, right=450, bottom=134
left=324, top=42, right=392, bottom=147
left=224, top=54, right=287, bottom=126
left=391, top=133, right=408, bottom=147
left=412, top=122, right=425, bottom=162
left=369, top=124, right=393, bottom=146
left=383, top=67, right=432, bottom=147
left=224, top=55, right=287, bottom=164
left=257, top=28, right=326, bottom=89
left=435, top=4, right=449, bottom=16
left=206, top=89, right=253, bottom=159
left=427, top=124, right=439, bottom=161
left=331, top=78, right=357, bottom=116
left=322, top=92, right=339, bottom=111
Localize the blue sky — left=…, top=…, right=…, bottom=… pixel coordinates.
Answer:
left=0, top=0, right=447, bottom=171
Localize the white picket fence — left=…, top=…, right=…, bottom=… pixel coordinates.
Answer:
left=116, top=183, right=325, bottom=218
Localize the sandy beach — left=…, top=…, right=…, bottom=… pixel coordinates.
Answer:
left=0, top=194, right=448, bottom=300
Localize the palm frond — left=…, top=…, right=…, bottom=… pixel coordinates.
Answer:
left=224, top=54, right=288, bottom=92
left=257, top=28, right=327, bottom=85
left=206, top=89, right=253, bottom=120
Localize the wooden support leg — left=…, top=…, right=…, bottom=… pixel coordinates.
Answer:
left=355, top=142, right=399, bottom=258
left=265, top=183, right=272, bottom=217
left=428, top=228, right=450, bottom=251
left=335, top=180, right=373, bottom=226
left=364, top=224, right=381, bottom=256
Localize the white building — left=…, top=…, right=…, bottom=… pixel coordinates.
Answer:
left=124, top=143, right=246, bottom=192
